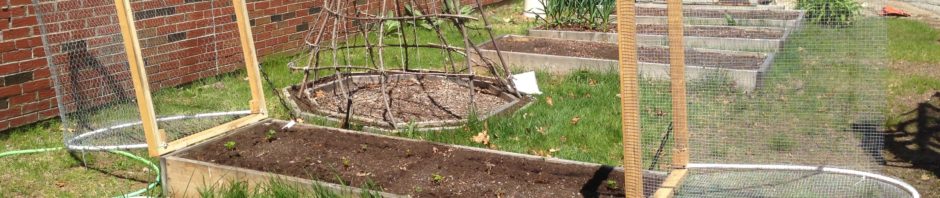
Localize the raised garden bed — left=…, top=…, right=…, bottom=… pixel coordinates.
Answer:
left=476, top=35, right=775, bottom=91
left=162, top=119, right=667, bottom=197
left=637, top=0, right=764, bottom=6
left=529, top=24, right=791, bottom=52
left=617, top=5, right=805, bottom=27
left=283, top=72, right=532, bottom=133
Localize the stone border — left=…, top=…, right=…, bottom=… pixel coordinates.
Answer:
left=528, top=25, right=791, bottom=52
left=476, top=35, right=776, bottom=91
left=282, top=72, right=534, bottom=134
left=162, top=119, right=668, bottom=197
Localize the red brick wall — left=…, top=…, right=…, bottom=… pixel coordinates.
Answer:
left=0, top=0, right=503, bottom=132
left=0, top=0, right=56, bottom=129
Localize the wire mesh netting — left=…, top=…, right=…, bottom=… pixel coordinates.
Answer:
left=618, top=0, right=916, bottom=197
left=28, top=0, right=919, bottom=196
left=34, top=0, right=253, bottom=152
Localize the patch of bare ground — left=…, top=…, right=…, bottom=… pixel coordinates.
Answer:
left=883, top=92, right=940, bottom=198
left=882, top=150, right=940, bottom=198
left=890, top=61, right=940, bottom=80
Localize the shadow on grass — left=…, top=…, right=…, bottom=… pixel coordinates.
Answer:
left=65, top=150, right=157, bottom=188
left=886, top=92, right=940, bottom=176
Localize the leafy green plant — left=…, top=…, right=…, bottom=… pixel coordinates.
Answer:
left=224, top=141, right=237, bottom=151
left=265, top=129, right=277, bottom=141
left=798, top=0, right=861, bottom=27
left=430, top=173, right=445, bottom=183
left=359, top=179, right=383, bottom=198
left=605, top=179, right=619, bottom=189
left=342, top=157, right=351, bottom=169
left=404, top=4, right=438, bottom=30
left=385, top=1, right=474, bottom=36
left=383, top=14, right=403, bottom=37
left=536, top=0, right=616, bottom=31
left=724, top=14, right=737, bottom=26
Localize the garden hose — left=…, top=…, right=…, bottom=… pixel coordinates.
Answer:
left=0, top=147, right=160, bottom=198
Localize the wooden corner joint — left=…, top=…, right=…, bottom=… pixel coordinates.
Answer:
left=158, top=129, right=169, bottom=147
left=652, top=169, right=689, bottom=198
left=249, top=99, right=264, bottom=114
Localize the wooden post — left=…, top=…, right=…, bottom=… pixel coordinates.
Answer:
left=233, top=0, right=267, bottom=114
left=653, top=0, right=692, bottom=197
left=667, top=0, right=690, bottom=169
left=114, top=0, right=163, bottom=156
left=616, top=0, right=644, bottom=197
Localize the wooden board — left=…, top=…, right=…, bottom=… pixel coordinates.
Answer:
left=162, top=155, right=401, bottom=198
left=114, top=0, right=162, bottom=157
left=652, top=169, right=689, bottom=198
left=112, top=0, right=269, bottom=156
left=616, top=0, right=645, bottom=197
left=160, top=114, right=268, bottom=155
left=233, top=0, right=267, bottom=115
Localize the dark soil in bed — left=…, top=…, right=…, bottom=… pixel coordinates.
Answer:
left=536, top=24, right=785, bottom=39
left=179, top=120, right=649, bottom=197
left=633, top=7, right=802, bottom=20
left=481, top=36, right=765, bottom=70
left=290, top=76, right=510, bottom=124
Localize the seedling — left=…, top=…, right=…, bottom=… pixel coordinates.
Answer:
left=605, top=179, right=619, bottom=189
left=724, top=13, right=737, bottom=26
left=342, top=157, right=351, bottom=169
left=430, top=173, right=445, bottom=183
left=265, top=129, right=277, bottom=141
left=224, top=141, right=237, bottom=151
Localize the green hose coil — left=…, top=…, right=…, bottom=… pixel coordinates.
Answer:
left=0, top=147, right=161, bottom=198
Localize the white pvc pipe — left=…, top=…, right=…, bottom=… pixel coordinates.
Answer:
left=523, top=0, right=545, bottom=18
left=65, top=110, right=253, bottom=151
left=687, top=163, right=920, bottom=198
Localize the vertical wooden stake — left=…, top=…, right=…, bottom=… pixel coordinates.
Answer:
left=233, top=0, right=267, bottom=114
left=114, top=0, right=162, bottom=156
left=667, top=0, right=690, bottom=168
left=616, top=0, right=644, bottom=197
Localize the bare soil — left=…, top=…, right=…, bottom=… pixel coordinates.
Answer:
left=884, top=95, right=940, bottom=198
left=481, top=36, right=767, bottom=70
left=882, top=59, right=940, bottom=197
left=290, top=75, right=511, bottom=124
left=536, top=24, right=785, bottom=39
left=179, top=120, right=658, bottom=197
left=636, top=24, right=784, bottom=39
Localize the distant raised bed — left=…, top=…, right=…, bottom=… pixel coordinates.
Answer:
left=620, top=5, right=805, bottom=27
left=476, top=35, right=775, bottom=91
left=529, top=24, right=791, bottom=52
left=163, top=120, right=666, bottom=197
left=283, top=72, right=532, bottom=133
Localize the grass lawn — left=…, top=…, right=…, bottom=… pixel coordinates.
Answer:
left=0, top=121, right=160, bottom=197
left=1, top=0, right=938, bottom=197
left=882, top=18, right=940, bottom=198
